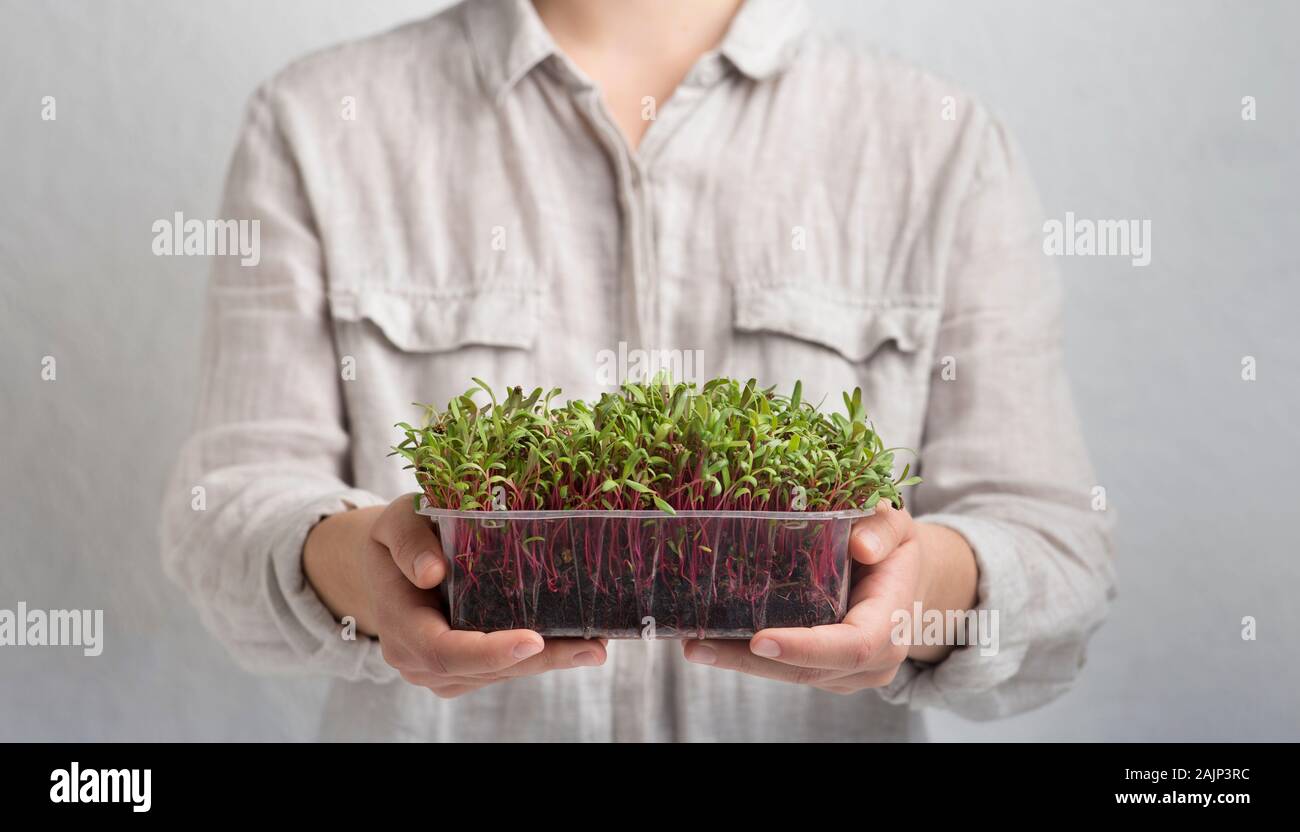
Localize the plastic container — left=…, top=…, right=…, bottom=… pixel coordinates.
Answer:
left=418, top=503, right=870, bottom=639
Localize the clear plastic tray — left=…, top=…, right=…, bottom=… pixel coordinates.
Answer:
left=417, top=502, right=870, bottom=639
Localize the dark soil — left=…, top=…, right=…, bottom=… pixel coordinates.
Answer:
left=442, top=515, right=851, bottom=639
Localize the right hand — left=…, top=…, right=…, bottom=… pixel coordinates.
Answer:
left=359, top=494, right=608, bottom=698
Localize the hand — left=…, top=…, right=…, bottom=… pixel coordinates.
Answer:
left=306, top=494, right=608, bottom=699
left=680, top=501, right=977, bottom=693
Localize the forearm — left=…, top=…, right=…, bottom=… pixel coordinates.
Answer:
left=303, top=505, right=385, bottom=637
left=910, top=522, right=980, bottom=662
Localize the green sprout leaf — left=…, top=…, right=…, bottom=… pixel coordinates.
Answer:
left=397, top=377, right=917, bottom=514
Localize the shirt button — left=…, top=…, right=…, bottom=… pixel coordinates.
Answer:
left=696, top=58, right=723, bottom=86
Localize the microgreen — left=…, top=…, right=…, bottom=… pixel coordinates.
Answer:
left=394, top=377, right=917, bottom=515
left=393, top=378, right=918, bottom=637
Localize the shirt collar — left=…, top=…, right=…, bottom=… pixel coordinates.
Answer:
left=718, top=0, right=810, bottom=81
left=463, top=0, right=809, bottom=102
left=462, top=0, right=557, bottom=103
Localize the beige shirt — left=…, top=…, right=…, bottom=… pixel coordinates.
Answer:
left=161, top=0, right=1115, bottom=741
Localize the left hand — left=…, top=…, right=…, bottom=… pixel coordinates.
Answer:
left=681, top=501, right=927, bottom=694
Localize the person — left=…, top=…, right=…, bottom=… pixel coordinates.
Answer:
left=161, top=0, right=1115, bottom=741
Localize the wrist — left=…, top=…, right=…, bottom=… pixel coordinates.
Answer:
left=913, top=522, right=943, bottom=611
left=304, top=505, right=384, bottom=636
left=915, top=522, right=979, bottom=609
left=908, top=522, right=980, bottom=662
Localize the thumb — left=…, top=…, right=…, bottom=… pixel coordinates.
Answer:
left=370, top=495, right=447, bottom=589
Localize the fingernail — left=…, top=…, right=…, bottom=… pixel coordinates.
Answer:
left=751, top=638, right=781, bottom=658
left=856, top=529, right=881, bottom=558
left=412, top=551, right=436, bottom=581
left=686, top=644, right=717, bottom=665
left=513, top=640, right=543, bottom=660
left=572, top=651, right=600, bottom=667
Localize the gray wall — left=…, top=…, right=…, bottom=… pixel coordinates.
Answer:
left=1, top=0, right=1296, bottom=741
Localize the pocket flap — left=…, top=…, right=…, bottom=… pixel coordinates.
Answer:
left=733, top=283, right=937, bottom=361
left=330, top=286, right=540, bottom=353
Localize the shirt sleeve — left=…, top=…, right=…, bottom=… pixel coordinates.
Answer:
left=159, top=82, right=398, bottom=684
left=878, top=116, right=1117, bottom=719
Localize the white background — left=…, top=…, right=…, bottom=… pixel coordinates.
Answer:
left=1, top=0, right=1297, bottom=741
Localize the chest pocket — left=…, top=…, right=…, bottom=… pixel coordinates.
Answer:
left=330, top=284, right=541, bottom=354
left=327, top=282, right=543, bottom=437
left=728, top=282, right=939, bottom=452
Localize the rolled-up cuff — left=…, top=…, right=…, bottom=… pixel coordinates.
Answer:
left=265, top=487, right=401, bottom=685
left=877, top=512, right=1030, bottom=718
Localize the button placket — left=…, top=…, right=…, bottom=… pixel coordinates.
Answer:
left=575, top=88, right=658, bottom=353
left=567, top=88, right=656, bottom=737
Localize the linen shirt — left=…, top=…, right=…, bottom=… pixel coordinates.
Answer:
left=161, top=0, right=1116, bottom=741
